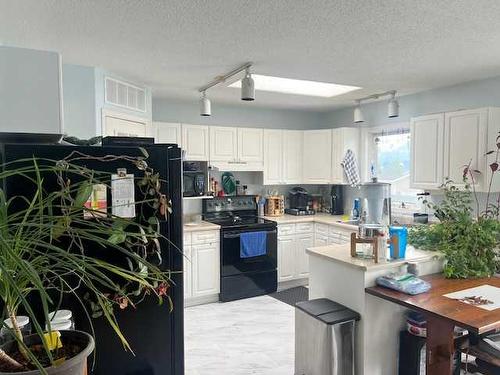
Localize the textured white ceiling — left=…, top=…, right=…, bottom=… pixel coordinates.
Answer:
left=2, top=0, right=500, bottom=111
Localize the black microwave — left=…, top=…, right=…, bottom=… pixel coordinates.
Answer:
left=183, top=161, right=208, bottom=197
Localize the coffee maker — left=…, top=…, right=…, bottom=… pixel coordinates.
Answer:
left=285, top=187, right=315, bottom=216
left=330, top=185, right=344, bottom=215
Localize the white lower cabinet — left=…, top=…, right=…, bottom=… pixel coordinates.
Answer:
left=183, top=245, right=192, bottom=299
left=277, top=224, right=313, bottom=282
left=183, top=229, right=220, bottom=305
left=295, top=234, right=313, bottom=278
left=191, top=243, right=219, bottom=297
left=278, top=236, right=296, bottom=282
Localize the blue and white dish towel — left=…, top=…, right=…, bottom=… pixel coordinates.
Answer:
left=240, top=231, right=267, bottom=258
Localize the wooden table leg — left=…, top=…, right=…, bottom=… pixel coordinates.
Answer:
left=426, top=315, right=455, bottom=375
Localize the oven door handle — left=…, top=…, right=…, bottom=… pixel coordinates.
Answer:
left=223, top=229, right=277, bottom=239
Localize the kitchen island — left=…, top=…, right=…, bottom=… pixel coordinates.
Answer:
left=306, top=243, right=444, bottom=375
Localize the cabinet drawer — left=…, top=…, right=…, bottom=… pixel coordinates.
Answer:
left=296, top=222, right=313, bottom=233
left=315, top=223, right=329, bottom=235
left=329, top=226, right=343, bottom=237
left=315, top=234, right=329, bottom=247
left=192, top=230, right=219, bottom=244
left=278, top=224, right=296, bottom=236
left=183, top=232, right=192, bottom=246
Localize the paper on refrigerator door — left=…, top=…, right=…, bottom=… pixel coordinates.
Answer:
left=111, top=173, right=135, bottom=218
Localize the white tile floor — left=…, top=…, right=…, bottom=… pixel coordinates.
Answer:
left=184, top=295, right=295, bottom=375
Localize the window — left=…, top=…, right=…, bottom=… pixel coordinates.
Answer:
left=370, top=129, right=422, bottom=205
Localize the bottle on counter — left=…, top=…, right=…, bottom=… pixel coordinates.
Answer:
left=242, top=185, right=248, bottom=195
left=235, top=180, right=242, bottom=196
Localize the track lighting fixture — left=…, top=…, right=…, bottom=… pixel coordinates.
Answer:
left=353, top=100, right=364, bottom=123
left=200, top=91, right=211, bottom=117
left=387, top=91, right=399, bottom=118
left=353, top=90, right=399, bottom=123
left=197, top=62, right=254, bottom=115
left=241, top=67, right=255, bottom=101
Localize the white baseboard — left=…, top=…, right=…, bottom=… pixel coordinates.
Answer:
left=185, top=294, right=219, bottom=308
left=278, top=278, right=309, bottom=292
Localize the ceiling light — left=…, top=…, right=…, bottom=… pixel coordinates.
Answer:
left=200, top=91, right=211, bottom=116
left=241, top=68, right=255, bottom=101
left=230, top=75, right=360, bottom=98
left=354, top=101, right=364, bottom=123
left=387, top=91, right=399, bottom=118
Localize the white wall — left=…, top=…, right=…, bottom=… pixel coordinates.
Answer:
left=0, top=46, right=63, bottom=134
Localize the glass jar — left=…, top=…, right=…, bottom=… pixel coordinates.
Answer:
left=46, top=309, right=75, bottom=331
left=1, top=316, right=31, bottom=344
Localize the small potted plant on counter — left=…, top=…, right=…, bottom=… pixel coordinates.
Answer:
left=409, top=134, right=500, bottom=278
left=0, top=151, right=173, bottom=374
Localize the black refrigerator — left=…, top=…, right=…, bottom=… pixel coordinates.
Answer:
left=0, top=140, right=184, bottom=375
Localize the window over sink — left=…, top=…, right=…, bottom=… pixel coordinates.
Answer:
left=368, top=127, right=423, bottom=206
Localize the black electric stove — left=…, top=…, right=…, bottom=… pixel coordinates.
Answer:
left=202, top=196, right=278, bottom=302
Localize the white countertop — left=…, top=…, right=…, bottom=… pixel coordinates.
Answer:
left=263, top=213, right=358, bottom=231
left=306, top=242, right=443, bottom=271
left=183, top=221, right=221, bottom=232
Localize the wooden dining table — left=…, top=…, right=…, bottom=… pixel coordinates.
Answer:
left=365, top=273, right=500, bottom=375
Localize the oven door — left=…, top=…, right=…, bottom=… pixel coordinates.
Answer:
left=221, top=226, right=277, bottom=277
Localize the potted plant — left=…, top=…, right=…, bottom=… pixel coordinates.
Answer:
left=409, top=133, right=500, bottom=278
left=0, top=150, right=173, bottom=374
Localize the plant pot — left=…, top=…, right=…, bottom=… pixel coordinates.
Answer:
left=0, top=330, right=94, bottom=375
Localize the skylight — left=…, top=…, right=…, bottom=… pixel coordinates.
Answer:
left=229, top=74, right=360, bottom=97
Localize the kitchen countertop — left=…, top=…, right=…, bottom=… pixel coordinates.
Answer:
left=306, top=243, right=443, bottom=271
left=183, top=221, right=221, bottom=232
left=263, top=213, right=358, bottom=231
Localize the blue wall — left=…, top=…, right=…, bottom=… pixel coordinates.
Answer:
left=62, top=64, right=96, bottom=138
left=152, top=98, right=324, bottom=129
left=322, top=75, right=500, bottom=128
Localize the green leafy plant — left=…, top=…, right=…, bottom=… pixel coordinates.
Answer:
left=408, top=133, right=500, bottom=278
left=0, top=151, right=174, bottom=373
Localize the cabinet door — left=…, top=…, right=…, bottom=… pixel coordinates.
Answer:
left=283, top=130, right=303, bottom=184
left=296, top=234, right=313, bottom=278
left=155, top=122, right=181, bottom=145
left=331, top=128, right=360, bottom=184
left=182, top=124, right=209, bottom=161
left=444, top=109, right=487, bottom=188
left=263, top=129, right=283, bottom=185
left=192, top=243, right=220, bottom=297
left=103, top=114, right=148, bottom=137
left=314, top=234, right=328, bottom=247
left=183, top=245, right=192, bottom=299
left=209, top=126, right=237, bottom=162
left=238, top=128, right=264, bottom=163
left=303, top=130, right=332, bottom=184
left=410, top=114, right=445, bottom=189
left=278, top=236, right=295, bottom=282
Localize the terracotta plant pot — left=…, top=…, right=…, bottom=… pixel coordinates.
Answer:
left=0, top=330, right=94, bottom=375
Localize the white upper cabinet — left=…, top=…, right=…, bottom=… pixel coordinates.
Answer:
left=410, top=114, right=445, bottom=190
left=410, top=107, right=500, bottom=192
left=331, top=127, right=360, bottom=184
left=209, top=126, right=264, bottom=170
left=154, top=122, right=181, bottom=145
left=238, top=128, right=264, bottom=163
left=303, top=129, right=332, bottom=184
left=283, top=130, right=303, bottom=184
left=444, top=108, right=487, bottom=188
left=263, top=129, right=284, bottom=185
left=182, top=124, right=209, bottom=161
left=210, top=126, right=238, bottom=162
